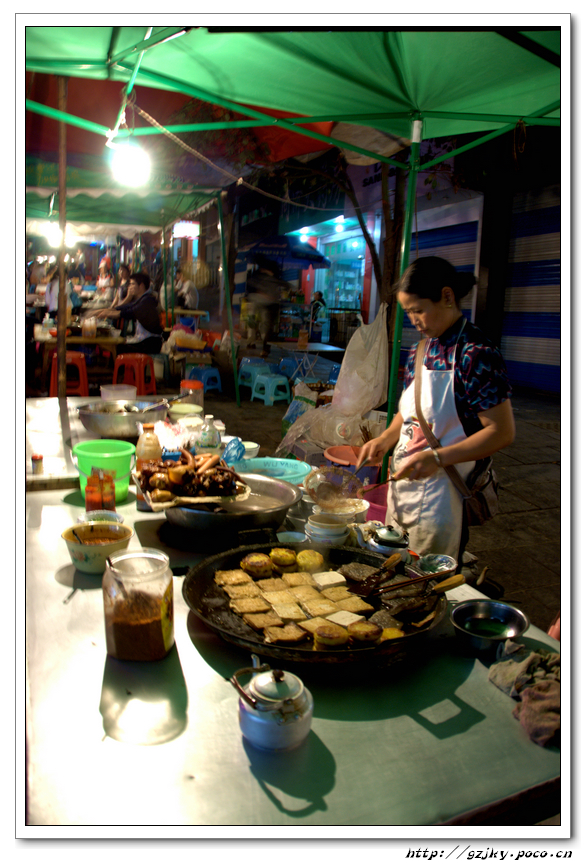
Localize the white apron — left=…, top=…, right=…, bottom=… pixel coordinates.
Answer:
left=386, top=333, right=475, bottom=560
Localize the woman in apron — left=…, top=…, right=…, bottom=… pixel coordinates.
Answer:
left=358, top=256, right=515, bottom=565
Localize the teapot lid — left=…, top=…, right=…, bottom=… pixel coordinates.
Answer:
left=249, top=669, right=303, bottom=703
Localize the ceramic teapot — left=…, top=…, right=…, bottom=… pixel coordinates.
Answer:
left=230, top=654, right=313, bottom=752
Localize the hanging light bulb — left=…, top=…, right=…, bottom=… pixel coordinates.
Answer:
left=109, top=140, right=151, bottom=188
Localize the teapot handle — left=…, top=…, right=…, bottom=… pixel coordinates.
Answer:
left=230, top=663, right=271, bottom=709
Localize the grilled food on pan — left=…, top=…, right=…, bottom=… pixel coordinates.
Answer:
left=240, top=553, right=274, bottom=578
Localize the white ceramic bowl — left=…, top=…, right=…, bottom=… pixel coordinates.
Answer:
left=168, top=403, right=203, bottom=424
left=307, top=515, right=350, bottom=537
left=242, top=441, right=260, bottom=459
left=62, top=521, right=134, bottom=574
left=305, top=525, right=349, bottom=545
left=312, top=498, right=370, bottom=522
left=78, top=510, right=124, bottom=524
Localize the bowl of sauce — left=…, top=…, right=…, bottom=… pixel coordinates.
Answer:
left=450, top=599, right=530, bottom=655
left=62, top=521, right=134, bottom=574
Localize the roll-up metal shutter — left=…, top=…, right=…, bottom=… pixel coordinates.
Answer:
left=399, top=220, right=480, bottom=373
left=501, top=186, right=561, bottom=393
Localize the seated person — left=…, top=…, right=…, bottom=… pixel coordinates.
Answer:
left=175, top=266, right=199, bottom=309
left=94, top=272, right=163, bottom=355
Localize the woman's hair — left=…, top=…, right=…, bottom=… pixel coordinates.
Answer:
left=394, top=256, right=476, bottom=305
left=118, top=264, right=130, bottom=276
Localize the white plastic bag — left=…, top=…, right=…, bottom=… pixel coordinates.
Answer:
left=331, top=302, right=388, bottom=416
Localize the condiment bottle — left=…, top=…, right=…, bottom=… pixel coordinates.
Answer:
left=135, top=423, right=162, bottom=511
left=197, top=415, right=221, bottom=450
left=103, top=549, right=174, bottom=661
left=31, top=453, right=43, bottom=474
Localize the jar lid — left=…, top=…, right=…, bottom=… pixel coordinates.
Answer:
left=249, top=669, right=304, bottom=703
left=31, top=453, right=43, bottom=460
left=180, top=379, right=204, bottom=390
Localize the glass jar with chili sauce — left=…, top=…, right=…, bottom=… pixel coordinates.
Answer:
left=101, top=473, right=116, bottom=511
left=85, top=475, right=103, bottom=511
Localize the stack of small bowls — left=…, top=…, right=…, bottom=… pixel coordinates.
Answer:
left=305, top=514, right=351, bottom=545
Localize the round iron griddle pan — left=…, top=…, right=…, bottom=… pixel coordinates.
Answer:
left=182, top=542, right=447, bottom=665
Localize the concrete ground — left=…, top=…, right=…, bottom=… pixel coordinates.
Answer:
left=176, top=349, right=562, bottom=634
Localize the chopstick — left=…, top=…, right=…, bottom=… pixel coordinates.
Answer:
left=369, top=570, right=449, bottom=597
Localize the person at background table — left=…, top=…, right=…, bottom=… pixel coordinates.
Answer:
left=246, top=255, right=291, bottom=357
left=43, top=263, right=60, bottom=319
left=175, top=265, right=199, bottom=310
left=357, top=256, right=515, bottom=567
left=311, top=290, right=326, bottom=320
left=94, top=271, right=163, bottom=355
left=95, top=257, right=114, bottom=304
left=112, top=263, right=131, bottom=307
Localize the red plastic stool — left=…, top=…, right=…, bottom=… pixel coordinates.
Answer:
left=112, top=353, right=157, bottom=396
left=50, top=351, right=89, bottom=397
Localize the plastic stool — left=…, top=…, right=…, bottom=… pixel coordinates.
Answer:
left=112, top=353, right=157, bottom=396
left=50, top=351, right=89, bottom=397
left=251, top=373, right=291, bottom=406
left=278, top=357, right=298, bottom=380
left=187, top=366, right=222, bottom=394
left=239, top=356, right=266, bottom=370
left=237, top=362, right=271, bottom=390
left=327, top=363, right=341, bottom=385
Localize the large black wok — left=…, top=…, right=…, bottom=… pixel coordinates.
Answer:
left=182, top=542, right=447, bottom=665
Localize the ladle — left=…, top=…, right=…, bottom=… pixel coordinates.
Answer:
left=314, top=457, right=367, bottom=508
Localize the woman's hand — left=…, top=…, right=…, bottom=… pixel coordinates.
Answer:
left=392, top=449, right=441, bottom=481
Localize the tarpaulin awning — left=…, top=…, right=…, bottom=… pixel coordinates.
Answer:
left=23, top=20, right=563, bottom=412
left=245, top=236, right=331, bottom=270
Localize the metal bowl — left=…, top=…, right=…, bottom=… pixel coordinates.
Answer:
left=450, top=599, right=530, bottom=655
left=164, top=472, right=302, bottom=533
left=78, top=399, right=168, bottom=438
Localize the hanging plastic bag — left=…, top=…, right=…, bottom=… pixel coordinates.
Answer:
left=331, top=302, right=388, bottom=417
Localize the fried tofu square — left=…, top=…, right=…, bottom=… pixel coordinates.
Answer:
left=297, top=616, right=332, bottom=634
left=263, top=623, right=308, bottom=644
left=289, top=585, right=322, bottom=602
left=300, top=598, right=340, bottom=618
left=214, top=569, right=252, bottom=586
left=229, top=597, right=272, bottom=614
left=320, top=586, right=354, bottom=602
left=222, top=582, right=262, bottom=599
left=270, top=602, right=307, bottom=623
left=282, top=572, right=317, bottom=587
left=256, top=577, right=288, bottom=593
left=260, top=589, right=295, bottom=606
left=335, top=597, right=374, bottom=614
left=242, top=611, right=284, bottom=631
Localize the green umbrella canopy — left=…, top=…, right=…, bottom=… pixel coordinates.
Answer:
left=25, top=26, right=560, bottom=143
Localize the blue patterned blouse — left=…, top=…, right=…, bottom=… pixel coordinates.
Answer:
left=402, top=316, right=513, bottom=437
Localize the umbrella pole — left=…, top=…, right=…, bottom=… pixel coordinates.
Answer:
left=57, top=76, right=68, bottom=399
left=381, top=120, right=421, bottom=482
left=216, top=192, right=240, bottom=407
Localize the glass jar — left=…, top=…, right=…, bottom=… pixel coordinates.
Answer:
left=179, top=379, right=204, bottom=409
left=103, top=549, right=174, bottom=661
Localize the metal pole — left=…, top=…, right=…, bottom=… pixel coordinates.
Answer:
left=162, top=224, right=168, bottom=325
left=381, top=119, right=422, bottom=482
left=57, top=76, right=68, bottom=399
left=216, top=192, right=240, bottom=407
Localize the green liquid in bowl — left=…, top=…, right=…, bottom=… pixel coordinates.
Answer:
left=463, top=616, right=510, bottom=638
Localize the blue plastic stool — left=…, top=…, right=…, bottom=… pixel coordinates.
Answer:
left=239, top=356, right=267, bottom=369
left=187, top=366, right=223, bottom=393
left=251, top=373, right=291, bottom=406
left=278, top=357, right=298, bottom=379
left=327, top=363, right=341, bottom=385
left=238, top=362, right=271, bottom=390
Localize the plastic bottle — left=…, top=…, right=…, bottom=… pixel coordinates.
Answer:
left=135, top=423, right=162, bottom=511
left=197, top=415, right=221, bottom=450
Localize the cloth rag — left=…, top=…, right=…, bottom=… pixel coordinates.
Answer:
left=488, top=640, right=561, bottom=746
